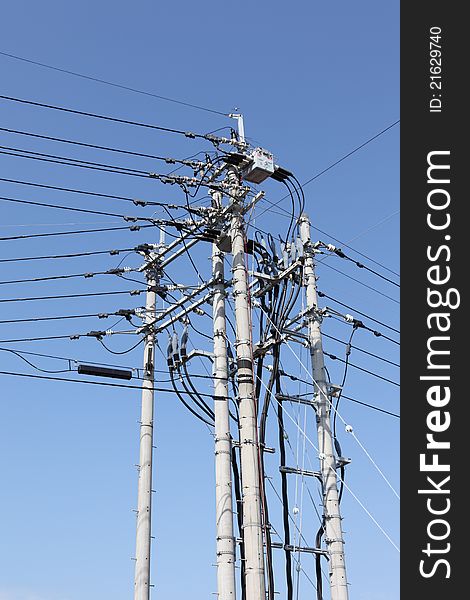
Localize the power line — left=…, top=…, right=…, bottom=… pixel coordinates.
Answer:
left=255, top=120, right=400, bottom=219
left=0, top=246, right=137, bottom=264
left=302, top=120, right=400, bottom=186
left=0, top=94, right=226, bottom=140
left=330, top=315, right=399, bottom=347
left=0, top=289, right=145, bottom=304
left=0, top=368, right=223, bottom=400
left=0, top=223, right=154, bottom=242
left=319, top=243, right=399, bottom=287
left=0, top=126, right=213, bottom=166
left=0, top=146, right=234, bottom=196
left=319, top=292, right=400, bottom=334
left=341, top=394, right=400, bottom=419
left=0, top=267, right=141, bottom=286
left=0, top=194, right=157, bottom=221
left=0, top=346, right=231, bottom=385
left=323, top=351, right=399, bottom=387
left=0, top=176, right=189, bottom=208
left=0, top=51, right=228, bottom=116
left=0, top=310, right=138, bottom=325
left=321, top=332, right=399, bottom=368
left=312, top=223, right=400, bottom=279
left=0, top=146, right=155, bottom=179
left=318, top=261, right=399, bottom=304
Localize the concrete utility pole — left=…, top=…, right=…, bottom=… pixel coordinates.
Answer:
left=134, top=267, right=158, bottom=600
left=299, top=214, right=349, bottom=600
left=228, top=167, right=266, bottom=600
left=212, top=189, right=237, bottom=600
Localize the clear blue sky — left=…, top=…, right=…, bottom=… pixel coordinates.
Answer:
left=0, top=2, right=399, bottom=600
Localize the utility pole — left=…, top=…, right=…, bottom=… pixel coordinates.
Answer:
left=212, top=189, right=237, bottom=600
left=134, top=265, right=158, bottom=600
left=299, top=214, right=349, bottom=600
left=228, top=167, right=266, bottom=600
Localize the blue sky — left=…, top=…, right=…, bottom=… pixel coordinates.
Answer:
left=0, top=2, right=399, bottom=600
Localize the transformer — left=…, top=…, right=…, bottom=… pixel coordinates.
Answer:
left=242, top=147, right=275, bottom=183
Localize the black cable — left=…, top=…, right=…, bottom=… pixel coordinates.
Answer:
left=321, top=332, right=399, bottom=368
left=0, top=346, right=238, bottom=385
left=312, top=225, right=400, bottom=278
left=98, top=337, right=145, bottom=355
left=0, top=223, right=153, bottom=242
left=324, top=351, right=400, bottom=387
left=168, top=368, right=214, bottom=426
left=0, top=126, right=207, bottom=166
left=178, top=361, right=216, bottom=421
left=318, top=262, right=399, bottom=304
left=330, top=315, right=399, bottom=346
left=0, top=147, right=155, bottom=179
left=0, top=368, right=225, bottom=401
left=314, top=520, right=325, bottom=600
left=0, top=289, right=145, bottom=304
left=0, top=331, right=131, bottom=344
left=275, top=383, right=399, bottom=418
left=0, top=311, right=132, bottom=325
left=0, top=267, right=139, bottom=286
left=0, top=176, right=190, bottom=208
left=0, top=52, right=228, bottom=116
left=0, top=246, right=135, bottom=264
left=280, top=179, right=296, bottom=242
left=257, top=120, right=400, bottom=220
left=331, top=249, right=400, bottom=288
left=341, top=395, right=400, bottom=418
left=319, top=292, right=399, bottom=334
left=288, top=174, right=306, bottom=215
left=231, top=447, right=246, bottom=600
left=0, top=149, right=246, bottom=202
left=0, top=194, right=158, bottom=222
left=0, top=347, right=72, bottom=374
left=0, top=335, right=80, bottom=343
left=161, top=204, right=205, bottom=285
left=0, top=94, right=225, bottom=139
left=275, top=371, right=294, bottom=600
left=333, top=327, right=358, bottom=441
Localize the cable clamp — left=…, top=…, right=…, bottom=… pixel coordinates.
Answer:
left=234, top=339, right=251, bottom=347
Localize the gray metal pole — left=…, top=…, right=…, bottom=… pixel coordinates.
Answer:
left=134, top=269, right=157, bottom=600
left=299, top=214, right=349, bottom=600
left=212, top=191, right=237, bottom=600
left=228, top=168, right=266, bottom=600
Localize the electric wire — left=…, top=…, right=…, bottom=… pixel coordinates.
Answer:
left=329, top=315, right=399, bottom=346
left=0, top=369, right=226, bottom=401
left=256, top=120, right=400, bottom=220
left=0, top=176, right=191, bottom=208
left=319, top=243, right=399, bottom=287
left=0, top=94, right=227, bottom=139
left=0, top=346, right=235, bottom=385
left=323, top=351, right=399, bottom=387
left=258, top=304, right=401, bottom=502
left=319, top=292, right=399, bottom=334
left=341, top=394, right=399, bottom=418
left=0, top=246, right=139, bottom=264
left=0, top=51, right=228, bottom=116
left=0, top=289, right=145, bottom=304
left=321, top=332, right=399, bottom=367
left=0, top=194, right=161, bottom=222
left=0, top=126, right=209, bottom=166
left=312, top=225, right=400, bottom=279
left=0, top=223, right=154, bottom=242
left=318, top=261, right=399, bottom=304
left=0, top=267, right=140, bottom=286
left=0, top=311, right=134, bottom=325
